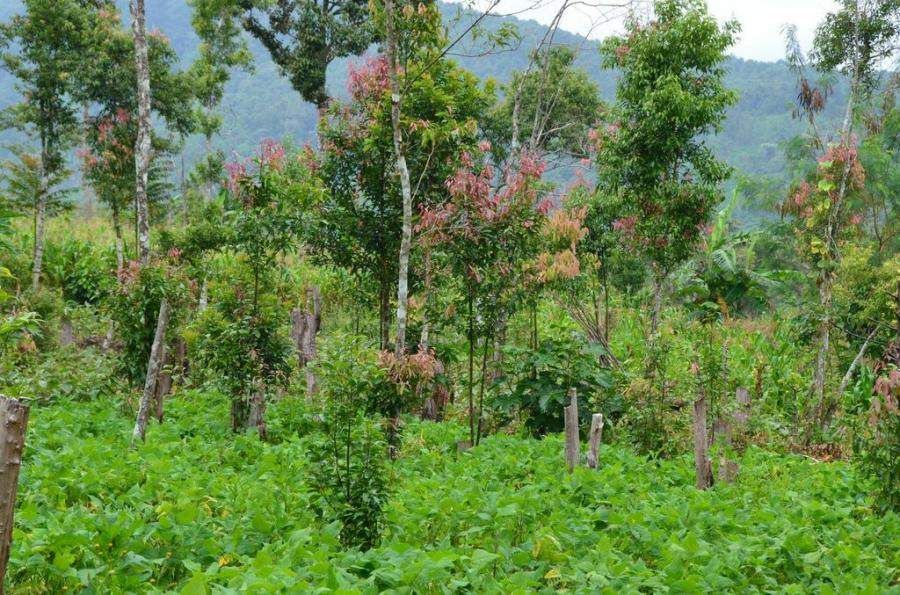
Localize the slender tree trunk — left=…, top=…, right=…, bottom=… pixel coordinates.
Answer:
left=0, top=396, right=29, bottom=590
left=247, top=380, right=267, bottom=440
left=475, top=336, right=490, bottom=445
left=131, top=299, right=169, bottom=446
left=419, top=249, right=432, bottom=350
left=379, top=283, right=390, bottom=350
left=31, top=194, right=46, bottom=293
left=112, top=205, right=124, bottom=279
left=384, top=0, right=413, bottom=356
left=835, top=325, right=880, bottom=408
left=130, top=0, right=152, bottom=266
left=650, top=268, right=665, bottom=338
left=80, top=102, right=94, bottom=215
left=812, top=30, right=861, bottom=424
left=467, top=293, right=475, bottom=444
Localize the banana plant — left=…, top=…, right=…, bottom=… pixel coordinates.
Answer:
left=674, top=191, right=788, bottom=319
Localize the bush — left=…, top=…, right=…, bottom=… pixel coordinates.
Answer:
left=308, top=334, right=391, bottom=549
left=495, top=328, right=612, bottom=436
left=43, top=238, right=116, bottom=305
left=109, top=260, right=187, bottom=386
left=855, top=369, right=899, bottom=513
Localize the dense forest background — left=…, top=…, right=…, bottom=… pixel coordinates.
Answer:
left=0, top=0, right=848, bottom=186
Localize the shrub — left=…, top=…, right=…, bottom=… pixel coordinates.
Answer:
left=43, top=237, right=116, bottom=305
left=495, top=328, right=612, bottom=436
left=308, top=334, right=391, bottom=549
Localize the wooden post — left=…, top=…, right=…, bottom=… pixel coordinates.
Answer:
left=692, top=391, right=713, bottom=490
left=564, top=387, right=580, bottom=472
left=131, top=299, right=169, bottom=446
left=586, top=413, right=604, bottom=469
left=735, top=386, right=751, bottom=425
left=713, top=416, right=738, bottom=484
left=299, top=287, right=321, bottom=397
left=0, top=396, right=29, bottom=590
left=59, top=318, right=74, bottom=347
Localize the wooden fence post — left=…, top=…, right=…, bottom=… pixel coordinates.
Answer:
left=586, top=413, right=604, bottom=469
left=564, top=387, right=580, bottom=472
left=59, top=318, right=75, bottom=347
left=692, top=390, right=713, bottom=490
left=131, top=299, right=170, bottom=446
left=0, top=396, right=29, bottom=590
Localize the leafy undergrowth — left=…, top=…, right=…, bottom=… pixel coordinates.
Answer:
left=9, top=392, right=899, bottom=593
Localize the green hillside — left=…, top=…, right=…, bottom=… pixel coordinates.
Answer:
left=0, top=1, right=848, bottom=179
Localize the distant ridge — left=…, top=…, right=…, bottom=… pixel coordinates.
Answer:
left=0, top=0, right=847, bottom=181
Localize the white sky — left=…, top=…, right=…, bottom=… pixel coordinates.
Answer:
left=448, top=0, right=838, bottom=62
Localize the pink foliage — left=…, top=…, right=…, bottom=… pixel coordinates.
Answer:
left=259, top=138, right=286, bottom=171
left=348, top=55, right=391, bottom=102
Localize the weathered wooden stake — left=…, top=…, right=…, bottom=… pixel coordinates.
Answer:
left=564, top=387, right=580, bottom=473
left=154, top=344, right=172, bottom=423
left=692, top=390, right=713, bottom=490
left=586, top=413, right=604, bottom=469
left=735, top=386, right=751, bottom=425
left=131, top=299, right=170, bottom=446
left=0, top=396, right=29, bottom=590
left=59, top=318, right=75, bottom=347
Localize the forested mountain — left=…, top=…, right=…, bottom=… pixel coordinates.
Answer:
left=0, top=1, right=847, bottom=180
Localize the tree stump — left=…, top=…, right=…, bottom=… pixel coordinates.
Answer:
left=586, top=413, right=604, bottom=469
left=564, top=387, right=580, bottom=473
left=734, top=386, right=751, bottom=425
left=0, top=396, right=29, bottom=589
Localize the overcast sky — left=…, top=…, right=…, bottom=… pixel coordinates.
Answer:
left=448, top=0, right=837, bottom=62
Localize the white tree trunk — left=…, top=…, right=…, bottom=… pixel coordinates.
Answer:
left=384, top=0, right=413, bottom=356
left=130, top=0, right=152, bottom=266
left=131, top=299, right=170, bottom=446
left=31, top=194, right=46, bottom=293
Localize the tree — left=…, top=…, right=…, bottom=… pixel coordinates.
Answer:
left=485, top=45, right=603, bottom=169
left=130, top=0, right=153, bottom=265
left=0, top=147, right=74, bottom=271
left=0, top=0, right=92, bottom=290
left=191, top=141, right=323, bottom=434
left=77, top=5, right=193, bottom=276
left=595, top=0, right=739, bottom=335
left=420, top=148, right=550, bottom=444
left=784, top=0, right=899, bottom=423
left=202, top=0, right=377, bottom=115
left=317, top=49, right=492, bottom=349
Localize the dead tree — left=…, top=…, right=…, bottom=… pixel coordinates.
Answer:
left=564, top=387, right=580, bottom=472
left=131, top=299, right=170, bottom=446
left=0, top=396, right=29, bottom=589
left=586, top=413, right=604, bottom=469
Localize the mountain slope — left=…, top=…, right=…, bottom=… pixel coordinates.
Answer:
left=0, top=1, right=846, bottom=181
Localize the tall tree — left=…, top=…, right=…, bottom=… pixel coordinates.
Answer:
left=595, top=0, right=739, bottom=335
left=130, top=0, right=152, bottom=265
left=785, top=0, right=899, bottom=422
left=77, top=4, right=194, bottom=275
left=0, top=0, right=91, bottom=290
